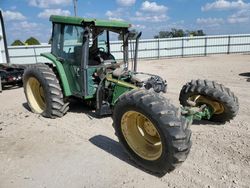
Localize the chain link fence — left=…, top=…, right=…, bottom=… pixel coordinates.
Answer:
left=7, top=34, right=250, bottom=64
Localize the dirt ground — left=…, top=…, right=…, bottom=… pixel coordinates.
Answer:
left=0, top=54, right=250, bottom=188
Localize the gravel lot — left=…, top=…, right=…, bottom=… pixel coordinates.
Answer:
left=0, top=54, right=250, bottom=188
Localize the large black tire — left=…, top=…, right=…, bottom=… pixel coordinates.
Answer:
left=113, top=89, right=191, bottom=175
left=23, top=64, right=69, bottom=118
left=179, top=79, right=239, bottom=123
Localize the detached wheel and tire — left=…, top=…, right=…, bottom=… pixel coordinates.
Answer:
left=23, top=64, right=69, bottom=118
left=179, top=79, right=239, bottom=123
left=113, top=89, right=192, bottom=175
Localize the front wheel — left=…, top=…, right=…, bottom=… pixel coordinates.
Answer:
left=113, top=89, right=191, bottom=175
left=179, top=79, right=239, bottom=123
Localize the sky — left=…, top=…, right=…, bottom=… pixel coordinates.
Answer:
left=1, top=0, right=250, bottom=44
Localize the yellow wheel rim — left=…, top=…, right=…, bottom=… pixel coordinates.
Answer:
left=189, top=95, right=224, bottom=114
left=121, top=111, right=162, bottom=161
left=26, top=77, right=46, bottom=113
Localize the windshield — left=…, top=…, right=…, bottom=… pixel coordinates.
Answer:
left=89, top=28, right=129, bottom=63
left=89, top=29, right=110, bottom=54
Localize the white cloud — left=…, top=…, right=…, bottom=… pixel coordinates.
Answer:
left=197, top=17, right=224, bottom=27
left=29, top=0, right=71, bottom=8
left=8, top=21, right=49, bottom=43
left=202, top=0, right=250, bottom=11
left=19, top=21, right=39, bottom=30
left=105, top=8, right=125, bottom=21
left=141, top=1, right=168, bottom=13
left=132, top=13, right=168, bottom=22
left=132, top=24, right=146, bottom=29
left=106, top=1, right=169, bottom=23
left=109, top=17, right=124, bottom=21
left=202, top=1, right=250, bottom=24
left=132, top=1, right=168, bottom=22
left=2, top=10, right=26, bottom=21
left=9, top=21, right=39, bottom=32
left=109, top=16, right=124, bottom=21
left=106, top=10, right=115, bottom=17
left=38, top=9, right=71, bottom=18
left=116, top=0, right=136, bottom=6
left=135, top=11, right=142, bottom=17
left=228, top=9, right=250, bottom=23
left=10, top=6, right=17, bottom=10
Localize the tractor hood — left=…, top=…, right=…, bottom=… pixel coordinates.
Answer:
left=50, top=15, right=131, bottom=28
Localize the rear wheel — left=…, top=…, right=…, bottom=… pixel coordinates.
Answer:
left=179, top=79, right=239, bottom=123
left=23, top=64, right=69, bottom=118
left=113, top=89, right=191, bottom=175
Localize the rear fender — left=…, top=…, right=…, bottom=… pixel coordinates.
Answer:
left=41, top=53, right=72, bottom=96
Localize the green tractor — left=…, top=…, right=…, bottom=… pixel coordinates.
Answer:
left=23, top=15, right=239, bottom=175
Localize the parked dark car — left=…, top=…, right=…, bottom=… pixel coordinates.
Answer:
left=0, top=64, right=24, bottom=87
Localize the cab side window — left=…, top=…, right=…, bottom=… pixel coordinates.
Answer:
left=52, top=24, right=84, bottom=65
left=63, top=25, right=84, bottom=64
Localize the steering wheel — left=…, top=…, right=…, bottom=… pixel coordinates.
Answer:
left=98, top=47, right=105, bottom=52
left=90, top=47, right=105, bottom=54
left=89, top=47, right=105, bottom=64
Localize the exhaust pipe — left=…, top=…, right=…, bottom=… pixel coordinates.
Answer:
left=133, top=32, right=142, bottom=72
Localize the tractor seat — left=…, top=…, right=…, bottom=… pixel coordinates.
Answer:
left=112, top=68, right=126, bottom=78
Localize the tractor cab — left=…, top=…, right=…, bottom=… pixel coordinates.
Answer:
left=46, top=15, right=131, bottom=98
left=41, top=15, right=166, bottom=115
left=51, top=19, right=127, bottom=67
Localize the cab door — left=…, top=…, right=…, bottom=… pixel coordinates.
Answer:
left=52, top=23, right=85, bottom=96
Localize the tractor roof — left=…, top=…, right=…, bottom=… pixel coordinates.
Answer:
left=50, top=15, right=131, bottom=28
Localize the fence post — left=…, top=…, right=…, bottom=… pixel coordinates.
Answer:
left=204, top=37, right=207, bottom=56
left=227, top=35, right=231, bottom=54
left=157, top=39, right=160, bottom=59
left=181, top=38, right=184, bottom=57
left=33, top=47, right=38, bottom=63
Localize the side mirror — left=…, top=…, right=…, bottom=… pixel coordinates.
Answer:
left=136, top=32, right=142, bottom=40
left=128, top=31, right=142, bottom=40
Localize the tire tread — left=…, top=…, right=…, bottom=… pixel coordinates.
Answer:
left=113, top=89, right=192, bottom=175
left=23, top=64, right=69, bottom=118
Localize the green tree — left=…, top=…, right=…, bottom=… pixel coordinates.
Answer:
left=187, top=30, right=205, bottom=37
left=154, top=29, right=205, bottom=38
left=154, top=28, right=184, bottom=38
left=170, top=28, right=185, bottom=37
left=11, top=39, right=24, bottom=46
left=154, top=31, right=171, bottom=39
left=25, top=37, right=40, bottom=45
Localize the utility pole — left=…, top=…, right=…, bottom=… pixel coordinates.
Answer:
left=73, top=0, right=78, bottom=17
